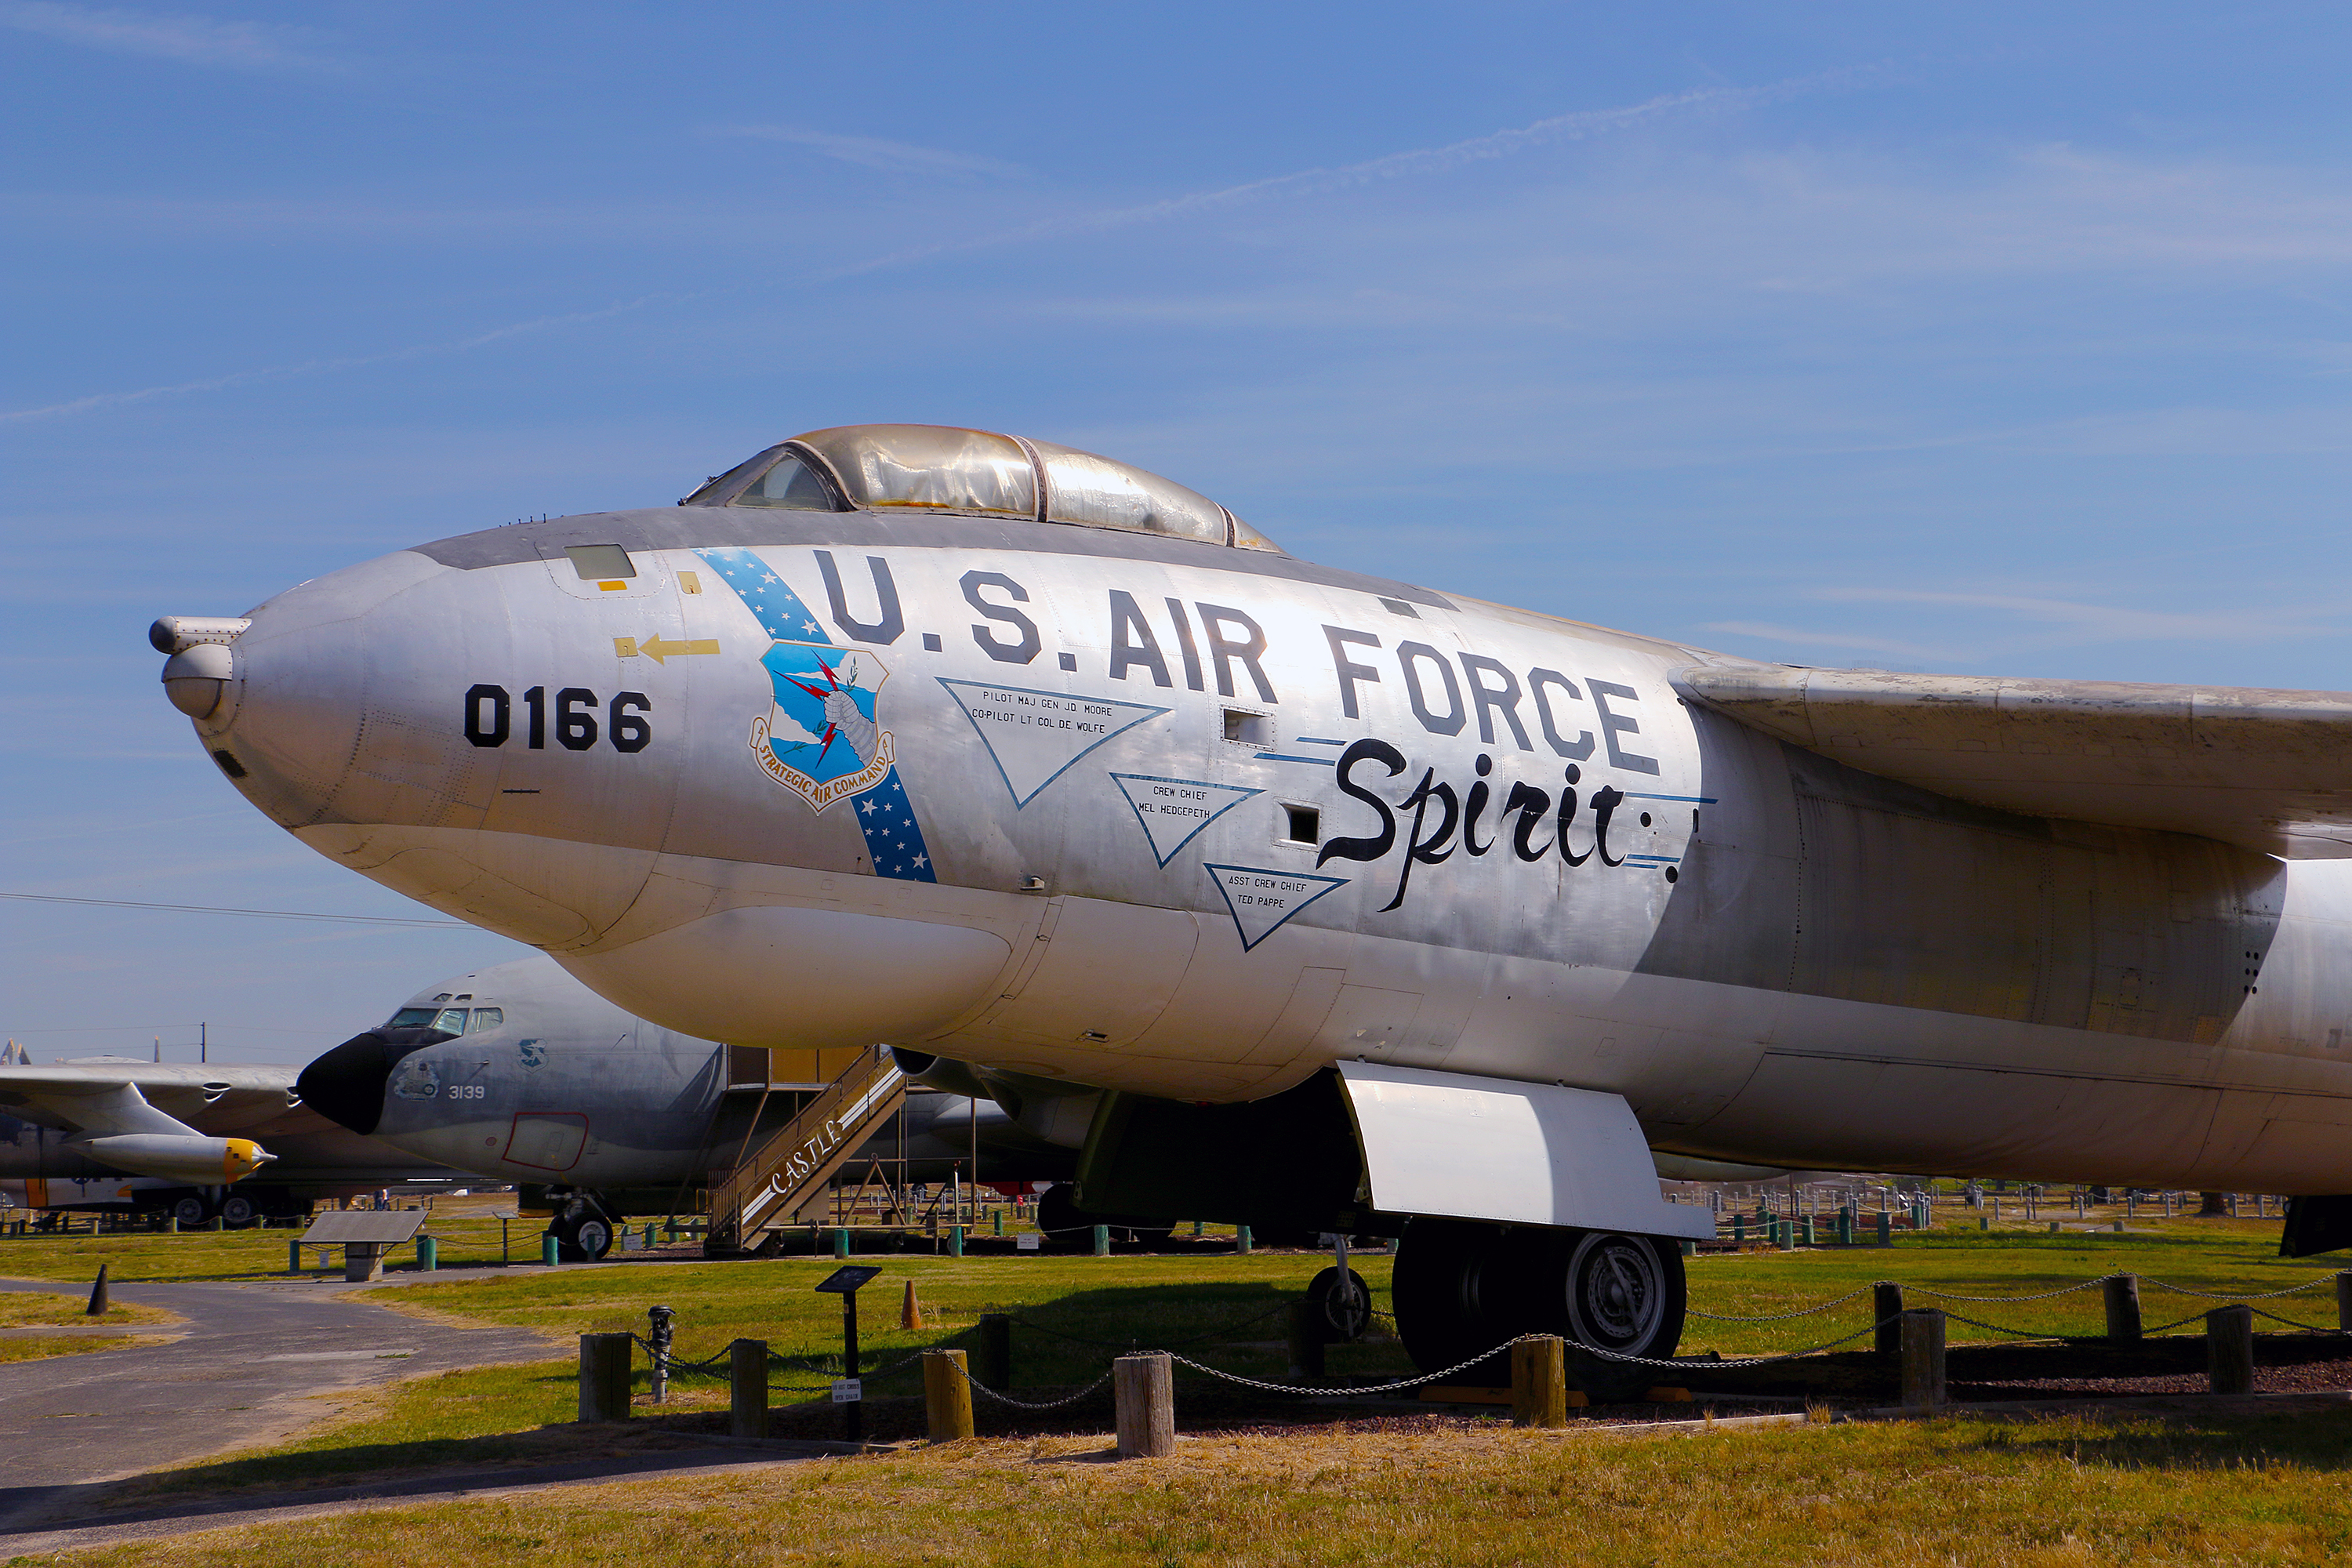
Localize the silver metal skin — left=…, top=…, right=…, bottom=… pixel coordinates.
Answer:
left=163, top=424, right=2352, bottom=1197
left=297, top=955, right=1071, bottom=1192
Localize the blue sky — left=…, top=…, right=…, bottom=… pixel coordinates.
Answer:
left=9, top=3, right=2352, bottom=1062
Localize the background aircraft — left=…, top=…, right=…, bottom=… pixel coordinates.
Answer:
left=0, top=1053, right=466, bottom=1228
left=159, top=422, right=2352, bottom=1389
left=297, top=954, right=1074, bottom=1257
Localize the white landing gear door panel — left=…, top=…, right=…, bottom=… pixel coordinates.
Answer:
left=1336, top=1062, right=1714, bottom=1241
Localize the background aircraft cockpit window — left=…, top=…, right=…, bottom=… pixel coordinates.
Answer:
left=385, top=1005, right=471, bottom=1033
left=467, top=1007, right=503, bottom=1032
left=731, top=456, right=839, bottom=510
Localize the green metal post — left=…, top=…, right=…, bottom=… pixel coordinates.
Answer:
left=1733, top=1215, right=1745, bottom=1244
left=417, top=1236, right=437, bottom=1272
left=1091, top=1223, right=1109, bottom=1257
left=993, top=1209, right=1004, bottom=1237
left=1877, top=1211, right=1892, bottom=1247
left=287, top=1238, right=302, bottom=1275
left=1236, top=1225, right=1253, bottom=1255
left=1838, top=1209, right=1853, bottom=1246
left=542, top=1233, right=561, bottom=1266
left=833, top=1226, right=851, bottom=1258
left=948, top=1224, right=964, bottom=1258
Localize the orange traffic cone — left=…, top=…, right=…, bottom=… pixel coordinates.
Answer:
left=901, top=1278, right=924, bottom=1330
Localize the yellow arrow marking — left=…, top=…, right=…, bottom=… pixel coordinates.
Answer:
left=637, top=635, right=721, bottom=665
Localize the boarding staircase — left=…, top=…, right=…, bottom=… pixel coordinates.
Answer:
left=705, top=1045, right=907, bottom=1254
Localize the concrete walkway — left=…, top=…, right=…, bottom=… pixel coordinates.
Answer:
left=0, top=1274, right=557, bottom=1535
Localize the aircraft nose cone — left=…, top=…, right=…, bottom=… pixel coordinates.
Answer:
left=296, top=1027, right=453, bottom=1135
left=165, top=549, right=459, bottom=833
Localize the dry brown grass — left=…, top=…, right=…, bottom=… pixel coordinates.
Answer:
left=0, top=1290, right=179, bottom=1328
left=57, top=1405, right=2352, bottom=1566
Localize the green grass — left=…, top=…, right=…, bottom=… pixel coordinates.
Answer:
left=89, top=1212, right=2342, bottom=1513
left=71, top=1404, right=2352, bottom=1566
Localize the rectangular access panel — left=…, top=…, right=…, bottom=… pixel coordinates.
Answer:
left=1336, top=1062, right=1713, bottom=1240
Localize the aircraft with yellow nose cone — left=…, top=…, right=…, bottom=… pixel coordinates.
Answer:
left=154, top=423, right=2352, bottom=1388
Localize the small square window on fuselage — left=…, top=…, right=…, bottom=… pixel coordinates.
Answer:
left=564, top=544, right=637, bottom=581
left=1283, top=804, right=1320, bottom=844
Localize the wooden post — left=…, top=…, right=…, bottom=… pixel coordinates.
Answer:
left=923, top=1348, right=975, bottom=1441
left=2335, top=1272, right=2352, bottom=1332
left=1874, top=1282, right=1904, bottom=1356
left=729, top=1338, right=768, bottom=1439
left=85, top=1264, right=107, bottom=1316
left=2207, top=1305, right=2255, bottom=1396
left=1511, top=1335, right=1569, bottom=1428
left=2103, top=1274, right=2142, bottom=1343
left=1112, top=1352, right=1175, bottom=1458
left=973, top=1312, right=1012, bottom=1389
left=1286, top=1300, right=1325, bottom=1383
left=1900, top=1308, right=1946, bottom=1411
left=579, top=1332, right=633, bottom=1422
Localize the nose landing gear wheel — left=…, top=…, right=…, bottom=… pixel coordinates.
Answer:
left=548, top=1196, right=615, bottom=1261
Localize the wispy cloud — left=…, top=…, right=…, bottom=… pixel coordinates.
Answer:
left=822, top=67, right=1879, bottom=281
left=0, top=1, right=328, bottom=71
left=713, top=125, right=1028, bottom=180
left=0, top=294, right=683, bottom=423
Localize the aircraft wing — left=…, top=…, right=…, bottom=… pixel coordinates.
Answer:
left=0, top=1063, right=298, bottom=1135
left=1675, top=664, right=2352, bottom=859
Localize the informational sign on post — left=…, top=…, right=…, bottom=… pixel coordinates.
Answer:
left=1017, top=1232, right=1040, bottom=1251
left=831, top=1378, right=862, bottom=1403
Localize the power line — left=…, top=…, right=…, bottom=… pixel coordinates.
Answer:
left=0, top=892, right=470, bottom=928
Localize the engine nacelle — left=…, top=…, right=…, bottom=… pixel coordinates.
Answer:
left=73, top=1134, right=274, bottom=1185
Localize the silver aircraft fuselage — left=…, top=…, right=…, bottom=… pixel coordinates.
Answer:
left=168, top=434, right=2352, bottom=1196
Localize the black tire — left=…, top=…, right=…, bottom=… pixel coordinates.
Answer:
left=1393, top=1218, right=1518, bottom=1377
left=219, top=1193, right=260, bottom=1229
left=1305, top=1265, right=1373, bottom=1343
left=170, top=1193, right=214, bottom=1228
left=1392, top=1220, right=1686, bottom=1399
left=1547, top=1230, right=1686, bottom=1403
left=550, top=1195, right=615, bottom=1261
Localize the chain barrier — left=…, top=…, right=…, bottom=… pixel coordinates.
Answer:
left=1686, top=1286, right=1876, bottom=1322
left=2249, top=1307, right=2343, bottom=1334
left=2142, top=1277, right=2333, bottom=1301
left=958, top=1367, right=1119, bottom=1411
left=1902, top=1279, right=2107, bottom=1304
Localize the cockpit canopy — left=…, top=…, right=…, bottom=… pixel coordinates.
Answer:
left=684, top=424, right=1281, bottom=553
